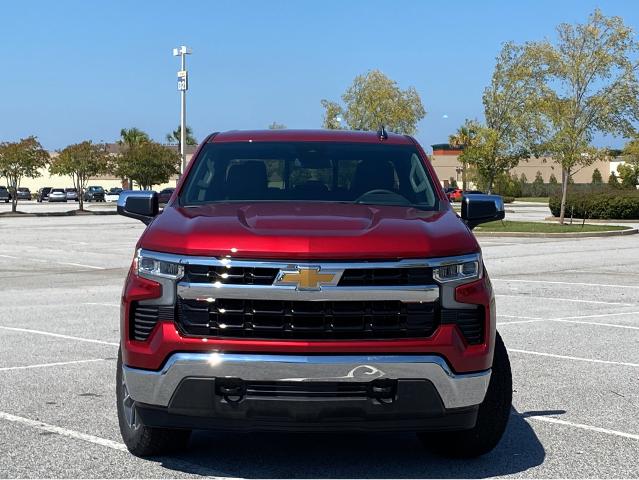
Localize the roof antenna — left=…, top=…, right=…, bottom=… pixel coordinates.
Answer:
left=377, top=125, right=388, bottom=141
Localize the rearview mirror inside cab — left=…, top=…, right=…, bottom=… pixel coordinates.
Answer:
left=461, top=194, right=505, bottom=229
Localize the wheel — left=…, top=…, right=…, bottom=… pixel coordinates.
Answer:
left=418, top=331, right=512, bottom=458
left=116, top=348, right=191, bottom=456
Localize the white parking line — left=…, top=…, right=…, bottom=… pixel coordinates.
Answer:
left=551, top=319, right=639, bottom=330
left=492, top=278, right=639, bottom=289
left=496, top=294, right=636, bottom=307
left=0, top=326, right=118, bottom=346
left=509, top=348, right=639, bottom=368
left=499, top=314, right=545, bottom=320
left=0, top=254, right=104, bottom=270
left=0, top=358, right=108, bottom=372
left=525, top=415, right=639, bottom=441
left=56, top=262, right=105, bottom=270
left=0, top=411, right=236, bottom=478
left=0, top=411, right=127, bottom=451
left=498, top=319, right=547, bottom=325
left=556, top=311, right=639, bottom=321
left=84, top=302, right=119, bottom=307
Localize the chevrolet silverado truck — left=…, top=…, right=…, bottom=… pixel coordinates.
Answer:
left=116, top=129, right=510, bottom=458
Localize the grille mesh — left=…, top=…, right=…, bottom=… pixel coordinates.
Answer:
left=177, top=298, right=437, bottom=340
left=130, top=303, right=174, bottom=341
left=440, top=307, right=485, bottom=344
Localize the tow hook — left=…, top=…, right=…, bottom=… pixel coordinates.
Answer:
left=370, top=379, right=396, bottom=404
left=216, top=379, right=246, bottom=403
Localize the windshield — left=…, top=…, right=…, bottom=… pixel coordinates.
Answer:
left=51, top=189, right=64, bottom=193
left=180, top=142, right=438, bottom=209
left=89, top=187, right=104, bottom=192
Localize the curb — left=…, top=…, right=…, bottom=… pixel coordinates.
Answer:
left=0, top=209, right=117, bottom=218
left=474, top=227, right=638, bottom=238
left=544, top=216, right=639, bottom=224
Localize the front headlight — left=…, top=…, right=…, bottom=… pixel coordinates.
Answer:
left=135, top=249, right=184, bottom=280
left=433, top=256, right=481, bottom=283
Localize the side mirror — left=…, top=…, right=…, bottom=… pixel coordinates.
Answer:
left=117, top=190, right=158, bottom=225
left=461, top=194, right=505, bottom=229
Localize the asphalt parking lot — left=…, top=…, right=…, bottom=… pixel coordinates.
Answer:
left=0, top=204, right=637, bottom=478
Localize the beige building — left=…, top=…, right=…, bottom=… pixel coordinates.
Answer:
left=16, top=144, right=197, bottom=193
left=430, top=144, right=614, bottom=188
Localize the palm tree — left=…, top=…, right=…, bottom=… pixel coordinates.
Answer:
left=165, top=125, right=197, bottom=153
left=119, top=128, right=150, bottom=148
left=448, top=120, right=479, bottom=190
left=118, top=128, right=150, bottom=189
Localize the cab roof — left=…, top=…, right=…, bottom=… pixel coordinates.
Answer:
left=210, top=129, right=414, bottom=145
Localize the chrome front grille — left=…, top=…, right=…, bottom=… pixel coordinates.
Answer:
left=131, top=251, right=485, bottom=344
left=175, top=258, right=444, bottom=340
left=183, top=264, right=432, bottom=287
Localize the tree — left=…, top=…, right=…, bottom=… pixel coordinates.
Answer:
left=617, top=163, right=638, bottom=188
left=49, top=141, right=109, bottom=211
left=591, top=168, right=603, bottom=184
left=165, top=125, right=197, bottom=152
left=112, top=141, right=179, bottom=190
left=549, top=173, right=558, bottom=184
left=268, top=122, right=287, bottom=130
left=530, top=10, right=639, bottom=223
left=462, top=43, right=545, bottom=192
left=0, top=137, right=49, bottom=212
left=320, top=100, right=344, bottom=130
left=119, top=128, right=150, bottom=148
left=608, top=171, right=621, bottom=188
left=321, top=70, right=426, bottom=135
left=531, top=170, right=545, bottom=196
left=619, top=136, right=639, bottom=188
left=117, top=128, right=151, bottom=188
left=449, top=119, right=480, bottom=190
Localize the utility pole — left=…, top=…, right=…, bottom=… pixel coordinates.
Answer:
left=173, top=45, right=192, bottom=174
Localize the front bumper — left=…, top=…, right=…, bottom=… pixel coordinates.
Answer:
left=125, top=353, right=490, bottom=426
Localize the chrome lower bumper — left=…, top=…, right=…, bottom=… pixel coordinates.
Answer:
left=123, top=353, right=490, bottom=410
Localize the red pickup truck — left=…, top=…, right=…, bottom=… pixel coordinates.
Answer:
left=116, top=129, right=510, bottom=458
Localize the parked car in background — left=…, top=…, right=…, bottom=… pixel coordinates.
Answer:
left=0, top=186, right=10, bottom=203
left=37, top=187, right=52, bottom=202
left=447, top=187, right=463, bottom=202
left=65, top=188, right=79, bottom=201
left=105, top=187, right=123, bottom=202
left=84, top=186, right=105, bottom=202
left=48, top=188, right=67, bottom=202
left=17, top=187, right=31, bottom=200
left=158, top=187, right=175, bottom=204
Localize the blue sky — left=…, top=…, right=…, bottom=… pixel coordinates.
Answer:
left=1, top=0, right=637, bottom=151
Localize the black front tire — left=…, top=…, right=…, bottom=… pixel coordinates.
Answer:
left=418, top=331, right=512, bottom=458
left=116, top=349, right=191, bottom=457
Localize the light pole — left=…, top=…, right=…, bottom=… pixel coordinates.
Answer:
left=173, top=45, right=192, bottom=174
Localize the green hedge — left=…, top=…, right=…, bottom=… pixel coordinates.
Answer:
left=549, top=190, right=639, bottom=219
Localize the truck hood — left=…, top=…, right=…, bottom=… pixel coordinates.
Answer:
left=139, top=203, right=479, bottom=260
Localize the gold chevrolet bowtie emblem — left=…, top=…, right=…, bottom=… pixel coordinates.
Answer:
left=276, top=267, right=338, bottom=291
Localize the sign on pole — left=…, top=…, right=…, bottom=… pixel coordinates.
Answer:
left=177, top=70, right=188, bottom=91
